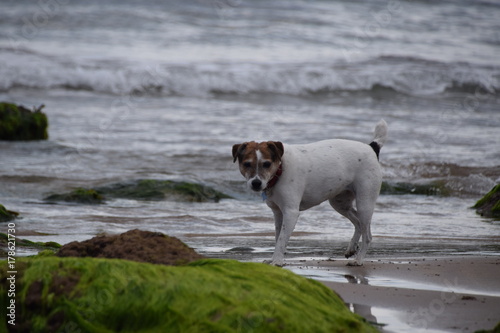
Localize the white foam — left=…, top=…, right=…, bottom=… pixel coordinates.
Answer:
left=1, top=48, right=498, bottom=97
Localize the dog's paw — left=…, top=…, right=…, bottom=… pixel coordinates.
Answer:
left=344, top=251, right=355, bottom=259
left=264, top=260, right=285, bottom=267
left=344, top=245, right=359, bottom=259
left=346, top=261, right=363, bottom=267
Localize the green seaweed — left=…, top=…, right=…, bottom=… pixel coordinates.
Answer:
left=0, top=204, right=18, bottom=222
left=0, top=232, right=61, bottom=258
left=473, top=184, right=500, bottom=218
left=44, top=180, right=232, bottom=205
left=44, top=188, right=105, bottom=205
left=380, top=180, right=451, bottom=196
left=0, top=257, right=376, bottom=332
left=0, top=233, right=61, bottom=250
left=97, top=179, right=232, bottom=202
left=0, top=102, right=48, bottom=140
left=475, top=321, right=500, bottom=333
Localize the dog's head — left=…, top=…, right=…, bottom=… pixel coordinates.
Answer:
left=232, top=141, right=284, bottom=192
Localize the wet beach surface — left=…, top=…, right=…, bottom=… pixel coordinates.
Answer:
left=207, top=243, right=500, bottom=333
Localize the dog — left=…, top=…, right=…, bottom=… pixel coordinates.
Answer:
left=232, top=120, right=388, bottom=266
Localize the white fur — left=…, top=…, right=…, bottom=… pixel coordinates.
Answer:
left=263, top=120, right=388, bottom=266
left=247, top=149, right=263, bottom=189
left=373, top=119, right=388, bottom=147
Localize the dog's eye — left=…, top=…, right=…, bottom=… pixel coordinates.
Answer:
left=243, top=162, right=252, bottom=168
left=263, top=161, right=272, bottom=169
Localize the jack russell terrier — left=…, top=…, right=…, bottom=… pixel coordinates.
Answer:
left=232, top=120, right=388, bottom=266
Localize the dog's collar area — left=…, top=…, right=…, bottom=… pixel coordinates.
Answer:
left=263, top=163, right=283, bottom=193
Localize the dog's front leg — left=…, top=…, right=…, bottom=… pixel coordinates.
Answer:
left=267, top=201, right=283, bottom=242
left=271, top=208, right=283, bottom=242
left=270, top=209, right=299, bottom=267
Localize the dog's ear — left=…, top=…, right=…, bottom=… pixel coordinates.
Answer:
left=268, top=141, right=284, bottom=161
left=232, top=143, right=247, bottom=163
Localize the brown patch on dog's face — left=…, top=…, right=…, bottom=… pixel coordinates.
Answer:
left=232, top=141, right=284, bottom=191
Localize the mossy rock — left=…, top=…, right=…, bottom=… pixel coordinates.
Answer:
left=44, top=180, right=232, bottom=204
left=473, top=184, right=500, bottom=218
left=0, top=257, right=376, bottom=332
left=97, top=179, right=232, bottom=202
left=0, top=204, right=18, bottom=222
left=0, top=233, right=61, bottom=250
left=44, top=188, right=105, bottom=205
left=380, top=180, right=451, bottom=196
left=476, top=321, right=500, bottom=333
left=0, top=232, right=61, bottom=257
left=0, top=102, right=48, bottom=140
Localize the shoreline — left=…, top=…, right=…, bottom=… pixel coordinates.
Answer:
left=2, top=230, right=499, bottom=332
left=286, top=256, right=500, bottom=332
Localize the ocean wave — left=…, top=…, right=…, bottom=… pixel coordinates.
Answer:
left=0, top=48, right=498, bottom=97
left=382, top=161, right=499, bottom=197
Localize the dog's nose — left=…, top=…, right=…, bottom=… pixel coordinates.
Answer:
left=251, top=179, right=262, bottom=191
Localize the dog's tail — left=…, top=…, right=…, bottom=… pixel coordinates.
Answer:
left=369, top=119, right=388, bottom=160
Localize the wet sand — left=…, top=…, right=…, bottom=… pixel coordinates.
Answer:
left=287, top=256, right=500, bottom=332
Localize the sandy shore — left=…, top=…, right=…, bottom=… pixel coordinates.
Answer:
left=286, top=256, right=500, bottom=332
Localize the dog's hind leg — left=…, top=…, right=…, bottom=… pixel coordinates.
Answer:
left=329, top=190, right=361, bottom=259
left=350, top=194, right=377, bottom=266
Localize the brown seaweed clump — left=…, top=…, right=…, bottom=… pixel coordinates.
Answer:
left=57, top=229, right=204, bottom=266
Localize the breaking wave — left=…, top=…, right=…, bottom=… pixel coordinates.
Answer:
left=1, top=47, right=498, bottom=98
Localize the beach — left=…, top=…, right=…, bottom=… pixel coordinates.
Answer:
left=286, top=256, right=500, bottom=332
left=191, top=233, right=500, bottom=332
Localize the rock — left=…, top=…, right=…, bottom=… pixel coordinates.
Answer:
left=380, top=180, right=451, bottom=196
left=475, top=321, right=500, bottom=333
left=226, top=246, right=255, bottom=252
left=1, top=257, right=377, bottom=332
left=0, top=232, right=61, bottom=257
left=44, top=188, right=105, bottom=204
left=57, top=229, right=204, bottom=266
left=96, top=179, right=232, bottom=202
left=0, top=102, right=48, bottom=140
left=473, top=184, right=500, bottom=218
left=44, top=180, right=232, bottom=204
left=0, top=204, right=18, bottom=222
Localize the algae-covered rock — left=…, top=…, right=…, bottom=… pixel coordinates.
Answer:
left=0, top=204, right=18, bottom=222
left=0, top=102, right=48, bottom=140
left=473, top=184, right=500, bottom=218
left=0, top=232, right=61, bottom=257
left=381, top=180, right=451, bottom=196
left=44, top=180, right=232, bottom=204
left=57, top=229, right=204, bottom=265
left=0, top=233, right=61, bottom=250
left=476, top=321, right=500, bottom=333
left=0, top=257, right=376, bottom=332
left=44, top=187, right=105, bottom=204
left=97, top=179, right=232, bottom=202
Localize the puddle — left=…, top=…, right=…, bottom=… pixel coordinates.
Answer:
left=286, top=265, right=500, bottom=297
left=363, top=306, right=450, bottom=333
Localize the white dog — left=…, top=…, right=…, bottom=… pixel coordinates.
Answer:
left=232, top=120, right=388, bottom=266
